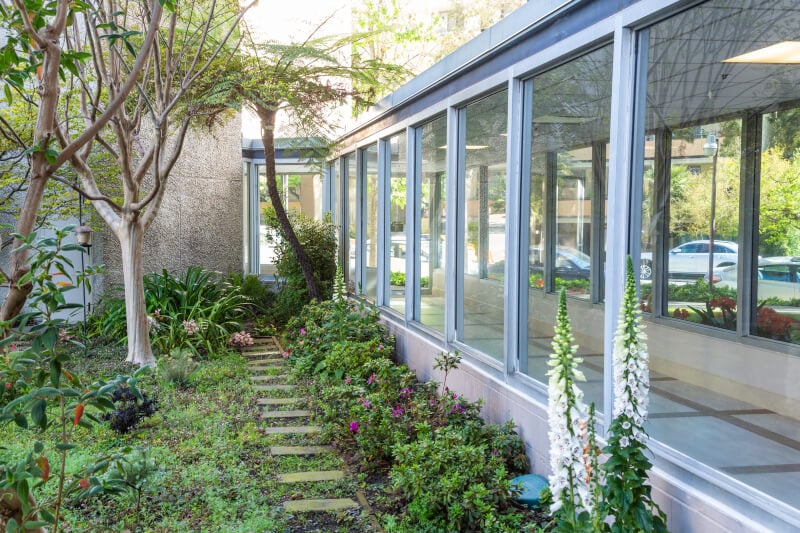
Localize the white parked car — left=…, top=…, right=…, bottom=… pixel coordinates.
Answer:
left=640, top=240, right=738, bottom=280
left=714, top=257, right=800, bottom=301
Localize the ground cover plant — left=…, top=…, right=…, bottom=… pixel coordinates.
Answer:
left=282, top=295, right=538, bottom=532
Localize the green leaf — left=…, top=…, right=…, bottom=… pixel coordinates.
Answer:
left=55, top=443, right=76, bottom=451
left=23, top=521, right=50, bottom=529
left=13, top=413, right=27, bottom=429
left=38, top=509, right=55, bottom=524
left=5, top=517, right=19, bottom=533
left=30, top=399, right=47, bottom=430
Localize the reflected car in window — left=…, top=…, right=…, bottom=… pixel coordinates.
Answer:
left=714, top=257, right=800, bottom=302
left=640, top=240, right=738, bottom=280
left=529, top=247, right=591, bottom=281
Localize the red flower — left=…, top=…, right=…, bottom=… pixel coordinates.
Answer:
left=673, top=308, right=689, bottom=319
left=79, top=478, right=90, bottom=489
left=709, top=297, right=736, bottom=311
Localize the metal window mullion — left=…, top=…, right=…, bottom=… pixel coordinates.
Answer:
left=738, top=112, right=762, bottom=338
left=339, top=157, right=347, bottom=273
left=653, top=126, right=671, bottom=317
left=407, top=127, right=419, bottom=323
left=356, top=150, right=366, bottom=295
left=249, top=162, right=261, bottom=275
left=446, top=106, right=462, bottom=345
left=604, top=25, right=641, bottom=431
left=591, top=141, right=607, bottom=303
left=506, top=79, right=526, bottom=376
left=516, top=79, right=535, bottom=376
left=377, top=141, right=389, bottom=307
left=544, top=151, right=557, bottom=293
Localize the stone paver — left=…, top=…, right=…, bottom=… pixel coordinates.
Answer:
left=259, top=409, right=311, bottom=419
left=262, top=425, right=321, bottom=435
left=270, top=445, right=334, bottom=456
left=277, top=470, right=345, bottom=483
left=253, top=384, right=295, bottom=392
left=249, top=336, right=367, bottom=521
left=250, top=374, right=290, bottom=382
left=283, top=499, right=359, bottom=512
left=257, top=397, right=302, bottom=406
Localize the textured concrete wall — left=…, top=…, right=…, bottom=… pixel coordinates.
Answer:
left=101, top=114, right=243, bottom=293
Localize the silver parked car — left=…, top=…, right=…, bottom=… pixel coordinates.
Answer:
left=714, top=257, right=800, bottom=301
left=640, top=240, right=738, bottom=280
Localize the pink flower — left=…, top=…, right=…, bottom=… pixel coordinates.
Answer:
left=300, top=328, right=306, bottom=335
left=182, top=319, right=199, bottom=336
left=282, top=351, right=290, bottom=358
left=391, top=406, right=404, bottom=418
left=361, top=399, right=371, bottom=409
left=367, top=373, right=377, bottom=385
left=349, top=421, right=360, bottom=433
left=345, top=376, right=352, bottom=384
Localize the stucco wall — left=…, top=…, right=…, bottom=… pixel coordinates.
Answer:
left=101, top=114, right=243, bottom=293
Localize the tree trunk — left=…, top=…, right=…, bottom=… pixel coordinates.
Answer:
left=258, top=107, right=322, bottom=301
left=119, top=219, right=155, bottom=366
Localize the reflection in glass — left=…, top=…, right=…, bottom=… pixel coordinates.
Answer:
left=660, top=123, right=741, bottom=330
left=754, top=109, right=800, bottom=344
left=525, top=43, right=612, bottom=411
left=364, top=144, right=379, bottom=300
left=346, top=153, right=357, bottom=287
left=637, top=0, right=800, bottom=510
left=460, top=90, right=507, bottom=360
left=417, top=116, right=447, bottom=332
left=388, top=132, right=408, bottom=313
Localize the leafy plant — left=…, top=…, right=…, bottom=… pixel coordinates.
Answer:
left=265, top=208, right=337, bottom=326
left=0, top=228, right=147, bottom=532
left=104, top=384, right=158, bottom=434
left=158, top=348, right=198, bottom=388
left=391, top=426, right=523, bottom=532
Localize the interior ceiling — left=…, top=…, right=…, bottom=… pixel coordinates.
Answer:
left=647, top=0, right=800, bottom=129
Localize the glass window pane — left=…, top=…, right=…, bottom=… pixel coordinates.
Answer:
left=525, top=44, right=612, bottom=411
left=417, top=116, right=447, bottom=332
left=364, top=144, right=379, bottom=300
left=389, top=132, right=408, bottom=314
left=754, top=108, right=800, bottom=344
left=663, top=123, right=741, bottom=329
left=638, top=0, right=800, bottom=510
left=460, top=90, right=508, bottom=360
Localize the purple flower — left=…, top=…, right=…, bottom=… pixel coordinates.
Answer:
left=361, top=399, right=371, bottom=409
left=349, top=421, right=359, bottom=433
left=367, top=373, right=377, bottom=385
left=345, top=376, right=352, bottom=384
left=391, top=406, right=404, bottom=418
left=378, top=344, right=384, bottom=350
left=452, top=393, right=458, bottom=400
left=400, top=387, right=413, bottom=399
left=300, top=328, right=306, bottom=335
left=491, top=449, right=499, bottom=456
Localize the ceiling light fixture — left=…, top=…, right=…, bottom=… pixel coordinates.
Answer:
left=723, top=41, right=800, bottom=64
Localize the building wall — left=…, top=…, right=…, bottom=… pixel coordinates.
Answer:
left=101, top=114, right=243, bottom=292
left=330, top=0, right=800, bottom=530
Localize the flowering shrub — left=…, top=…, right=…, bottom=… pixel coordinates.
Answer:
left=283, top=299, right=528, bottom=529
left=228, top=331, right=254, bottom=348
left=182, top=320, right=199, bottom=336
left=602, top=257, right=668, bottom=532
left=546, top=289, right=593, bottom=527
left=756, top=306, right=797, bottom=342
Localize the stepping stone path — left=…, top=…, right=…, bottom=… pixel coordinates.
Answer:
left=246, top=336, right=367, bottom=527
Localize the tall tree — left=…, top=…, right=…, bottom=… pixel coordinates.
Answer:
left=0, top=0, right=164, bottom=323
left=231, top=22, right=406, bottom=301
left=0, top=0, right=251, bottom=365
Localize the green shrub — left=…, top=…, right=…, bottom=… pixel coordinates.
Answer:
left=390, top=272, right=406, bottom=286
left=228, top=273, right=274, bottom=313
left=265, top=207, right=337, bottom=326
left=391, top=426, right=524, bottom=532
